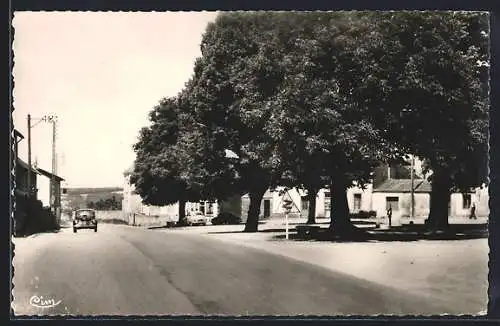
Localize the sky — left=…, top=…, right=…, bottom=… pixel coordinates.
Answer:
left=13, top=11, right=219, bottom=203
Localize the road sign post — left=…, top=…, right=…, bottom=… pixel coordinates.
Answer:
left=285, top=212, right=289, bottom=240
left=282, top=198, right=293, bottom=240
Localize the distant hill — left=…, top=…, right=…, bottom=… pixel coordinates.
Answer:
left=62, top=187, right=124, bottom=211
left=65, top=187, right=123, bottom=195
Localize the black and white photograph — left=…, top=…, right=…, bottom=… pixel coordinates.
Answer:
left=10, top=10, right=491, bottom=317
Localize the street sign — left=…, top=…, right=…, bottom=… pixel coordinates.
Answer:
left=280, top=190, right=300, bottom=214
left=282, top=199, right=293, bottom=212
left=280, top=190, right=298, bottom=240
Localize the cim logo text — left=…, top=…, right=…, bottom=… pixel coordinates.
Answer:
left=29, top=295, right=62, bottom=309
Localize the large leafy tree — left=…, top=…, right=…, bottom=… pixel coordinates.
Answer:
left=261, top=12, right=401, bottom=234
left=174, top=84, right=243, bottom=204
left=130, top=97, right=199, bottom=225
left=190, top=11, right=401, bottom=233
left=189, top=12, right=295, bottom=232
left=354, top=11, right=490, bottom=231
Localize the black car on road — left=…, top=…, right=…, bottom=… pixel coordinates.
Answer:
left=73, top=209, right=98, bottom=233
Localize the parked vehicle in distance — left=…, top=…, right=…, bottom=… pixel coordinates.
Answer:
left=73, top=209, right=98, bottom=233
left=211, top=212, right=242, bottom=225
left=186, top=212, right=207, bottom=226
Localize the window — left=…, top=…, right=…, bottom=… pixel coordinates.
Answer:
left=386, top=196, right=399, bottom=211
left=207, top=202, right=214, bottom=215
left=199, top=202, right=205, bottom=215
left=462, top=193, right=472, bottom=209
left=353, top=194, right=362, bottom=211
left=263, top=200, right=271, bottom=218
left=324, top=192, right=331, bottom=214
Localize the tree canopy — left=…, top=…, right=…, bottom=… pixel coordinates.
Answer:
left=131, top=11, right=489, bottom=234
left=130, top=97, right=200, bottom=223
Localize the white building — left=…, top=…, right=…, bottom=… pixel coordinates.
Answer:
left=122, top=169, right=221, bottom=219
left=372, top=178, right=489, bottom=226
left=123, top=156, right=490, bottom=225
left=240, top=184, right=374, bottom=221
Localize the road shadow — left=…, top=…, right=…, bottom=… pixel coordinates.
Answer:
left=271, top=224, right=488, bottom=243
left=15, top=228, right=62, bottom=238
left=148, top=225, right=170, bottom=230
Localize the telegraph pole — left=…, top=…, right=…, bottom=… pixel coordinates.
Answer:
left=27, top=114, right=32, bottom=198
left=50, top=118, right=57, bottom=213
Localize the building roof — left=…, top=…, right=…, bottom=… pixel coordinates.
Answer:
left=17, top=158, right=41, bottom=174
left=14, top=129, right=24, bottom=140
left=17, top=158, right=65, bottom=181
left=373, top=179, right=432, bottom=193
left=36, top=167, right=65, bottom=182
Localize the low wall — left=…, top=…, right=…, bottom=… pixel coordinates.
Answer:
left=95, top=210, right=126, bottom=222
left=126, top=212, right=176, bottom=227
left=62, top=209, right=176, bottom=227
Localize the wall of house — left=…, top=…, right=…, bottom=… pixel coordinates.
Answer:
left=240, top=190, right=280, bottom=222
left=347, top=185, right=373, bottom=213
left=372, top=192, right=430, bottom=225
left=449, top=187, right=489, bottom=218
left=371, top=186, right=490, bottom=225
left=95, top=210, right=125, bottom=222
left=475, top=186, right=490, bottom=217
left=37, top=177, right=50, bottom=207
left=316, top=186, right=373, bottom=218
left=122, top=174, right=243, bottom=221
left=16, top=165, right=38, bottom=197
left=239, top=185, right=373, bottom=221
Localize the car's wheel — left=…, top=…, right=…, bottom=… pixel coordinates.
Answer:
left=73, top=228, right=77, bottom=233
left=94, top=227, right=97, bottom=232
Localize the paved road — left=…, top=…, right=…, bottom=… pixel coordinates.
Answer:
left=13, top=224, right=458, bottom=316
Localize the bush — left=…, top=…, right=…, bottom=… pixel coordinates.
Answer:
left=349, top=210, right=377, bottom=219
left=212, top=212, right=242, bottom=225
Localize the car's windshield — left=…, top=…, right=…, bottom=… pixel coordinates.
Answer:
left=76, top=210, right=96, bottom=218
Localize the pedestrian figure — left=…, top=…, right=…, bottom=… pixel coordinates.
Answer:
left=387, top=206, right=392, bottom=228
left=469, top=203, right=477, bottom=220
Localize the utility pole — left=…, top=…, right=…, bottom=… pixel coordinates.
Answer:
left=27, top=114, right=32, bottom=198
left=410, top=155, right=415, bottom=219
left=50, top=118, right=57, bottom=214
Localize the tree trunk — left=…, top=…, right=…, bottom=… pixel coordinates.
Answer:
left=177, top=200, right=187, bottom=225
left=217, top=199, right=223, bottom=215
left=244, top=188, right=266, bottom=232
left=306, top=187, right=318, bottom=224
left=329, top=180, right=352, bottom=232
left=427, top=170, right=451, bottom=232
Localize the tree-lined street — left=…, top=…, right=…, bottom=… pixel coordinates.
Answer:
left=12, top=224, right=487, bottom=316
left=12, top=11, right=491, bottom=318
left=130, top=11, right=489, bottom=235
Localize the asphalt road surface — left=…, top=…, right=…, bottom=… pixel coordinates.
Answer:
left=13, top=224, right=460, bottom=316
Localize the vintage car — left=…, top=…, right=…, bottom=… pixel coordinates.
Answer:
left=73, top=209, right=98, bottom=233
left=186, top=212, right=208, bottom=226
